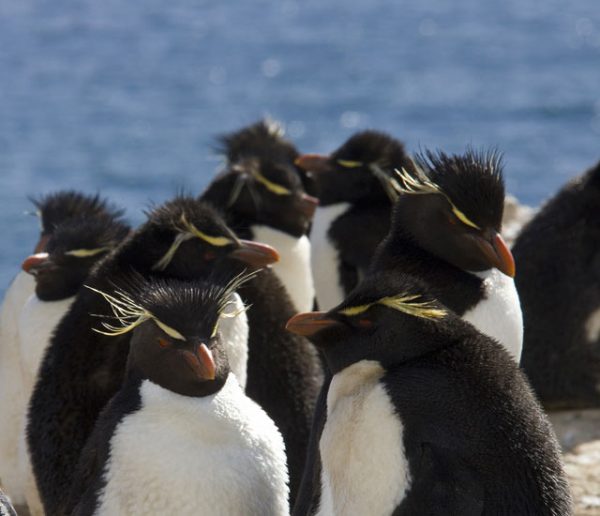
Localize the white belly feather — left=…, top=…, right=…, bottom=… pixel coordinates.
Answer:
left=218, top=292, right=249, bottom=389
left=463, top=269, right=523, bottom=363
left=310, top=204, right=350, bottom=311
left=97, top=375, right=289, bottom=516
left=318, top=361, right=410, bottom=516
left=251, top=225, right=315, bottom=313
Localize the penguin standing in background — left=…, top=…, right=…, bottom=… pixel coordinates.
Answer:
left=0, top=191, right=124, bottom=508
left=295, top=131, right=415, bottom=309
left=513, top=160, right=600, bottom=409
left=292, top=149, right=523, bottom=516
left=202, top=119, right=318, bottom=313
left=68, top=275, right=289, bottom=516
left=27, top=197, right=278, bottom=516
left=14, top=215, right=130, bottom=516
left=287, top=274, right=572, bottom=516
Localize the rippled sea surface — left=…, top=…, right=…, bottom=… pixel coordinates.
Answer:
left=1, top=0, right=599, bottom=293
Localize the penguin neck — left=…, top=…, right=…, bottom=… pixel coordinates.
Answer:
left=249, top=224, right=315, bottom=312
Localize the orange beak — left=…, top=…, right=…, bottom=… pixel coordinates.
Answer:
left=294, top=154, right=332, bottom=174
left=286, top=311, right=341, bottom=337
left=22, top=253, right=50, bottom=275
left=181, top=343, right=216, bottom=381
left=230, top=240, right=280, bottom=268
left=475, top=232, right=516, bottom=278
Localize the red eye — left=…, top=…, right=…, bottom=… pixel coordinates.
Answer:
left=447, top=214, right=457, bottom=225
left=158, top=338, right=171, bottom=348
left=204, top=251, right=216, bottom=261
left=358, top=319, right=373, bottom=328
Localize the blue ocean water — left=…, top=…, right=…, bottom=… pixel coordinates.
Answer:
left=1, top=0, right=599, bottom=294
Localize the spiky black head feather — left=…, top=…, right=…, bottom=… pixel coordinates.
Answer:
left=30, top=190, right=125, bottom=235
left=217, top=119, right=299, bottom=165
left=414, top=148, right=505, bottom=231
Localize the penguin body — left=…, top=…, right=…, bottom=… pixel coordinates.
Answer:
left=288, top=274, right=572, bottom=516
left=0, top=488, right=17, bottom=516
left=69, top=276, right=288, bottom=516
left=0, top=192, right=125, bottom=506
left=203, top=119, right=317, bottom=313
left=74, top=375, right=288, bottom=516
left=295, top=131, right=415, bottom=309
left=27, top=198, right=271, bottom=515
left=514, top=161, right=600, bottom=409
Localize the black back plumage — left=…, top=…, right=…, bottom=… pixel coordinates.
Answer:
left=26, top=196, right=250, bottom=515
left=514, top=160, right=600, bottom=409
left=297, top=273, right=571, bottom=515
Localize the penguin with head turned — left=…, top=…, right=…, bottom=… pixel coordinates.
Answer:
left=0, top=191, right=125, bottom=509
left=513, top=160, right=600, bottom=409
left=287, top=273, right=572, bottom=516
left=68, top=274, right=289, bottom=516
left=12, top=215, right=130, bottom=516
left=292, top=148, right=524, bottom=516
left=27, top=196, right=279, bottom=516
left=202, top=119, right=319, bottom=313
left=295, top=130, right=416, bottom=310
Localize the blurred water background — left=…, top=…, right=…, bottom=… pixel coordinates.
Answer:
left=1, top=0, right=599, bottom=294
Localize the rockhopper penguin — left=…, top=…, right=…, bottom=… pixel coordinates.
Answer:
left=27, top=197, right=277, bottom=516
left=292, top=149, right=524, bottom=516
left=514, top=160, right=600, bottom=409
left=295, top=130, right=415, bottom=309
left=203, top=119, right=318, bottom=313
left=68, top=275, right=289, bottom=516
left=287, top=273, right=572, bottom=516
left=0, top=191, right=125, bottom=507
left=15, top=214, right=130, bottom=516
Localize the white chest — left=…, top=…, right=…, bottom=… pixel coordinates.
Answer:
left=97, top=376, right=289, bottom=516
left=318, top=361, right=410, bottom=516
left=18, top=294, right=75, bottom=390
left=310, top=203, right=350, bottom=310
left=462, top=269, right=523, bottom=363
left=251, top=225, right=315, bottom=313
left=218, top=292, right=249, bottom=389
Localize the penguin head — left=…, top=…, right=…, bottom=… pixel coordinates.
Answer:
left=21, top=215, right=130, bottom=301
left=91, top=273, right=252, bottom=397
left=30, top=191, right=125, bottom=253
left=122, top=196, right=279, bottom=279
left=203, top=120, right=318, bottom=237
left=286, top=273, right=454, bottom=372
left=295, top=130, right=414, bottom=205
left=390, top=149, right=515, bottom=277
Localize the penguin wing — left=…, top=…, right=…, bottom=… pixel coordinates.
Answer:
left=394, top=442, right=485, bottom=516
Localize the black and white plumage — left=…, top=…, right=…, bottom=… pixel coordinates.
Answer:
left=287, top=273, right=572, bottom=516
left=0, top=488, right=17, bottom=516
left=68, top=276, right=289, bottom=516
left=295, top=130, right=415, bottom=309
left=203, top=119, right=318, bottom=313
left=0, top=191, right=125, bottom=509
left=514, top=160, right=600, bottom=409
left=26, top=196, right=278, bottom=516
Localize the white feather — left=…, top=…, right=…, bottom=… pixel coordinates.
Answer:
left=96, top=375, right=289, bottom=516
left=463, top=269, right=523, bottom=363
left=585, top=306, right=600, bottom=344
left=318, top=360, right=410, bottom=516
left=218, top=293, right=249, bottom=389
left=310, top=204, right=350, bottom=310
left=0, top=272, right=35, bottom=505
left=251, top=225, right=315, bottom=313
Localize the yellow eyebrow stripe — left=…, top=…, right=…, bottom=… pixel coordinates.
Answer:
left=253, top=171, right=292, bottom=195
left=451, top=205, right=480, bottom=230
left=339, top=304, right=372, bottom=316
left=65, top=247, right=111, bottom=258
left=153, top=318, right=186, bottom=341
left=337, top=159, right=363, bottom=168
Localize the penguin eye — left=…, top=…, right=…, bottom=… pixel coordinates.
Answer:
left=158, top=338, right=171, bottom=349
left=357, top=318, right=373, bottom=329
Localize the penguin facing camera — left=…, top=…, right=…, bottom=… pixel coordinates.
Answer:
left=68, top=274, right=289, bottom=516
left=287, top=273, right=572, bottom=516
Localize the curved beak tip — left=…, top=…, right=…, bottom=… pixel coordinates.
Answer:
left=493, top=234, right=516, bottom=278
left=22, top=253, right=49, bottom=274
left=286, top=311, right=338, bottom=337
left=231, top=240, right=280, bottom=267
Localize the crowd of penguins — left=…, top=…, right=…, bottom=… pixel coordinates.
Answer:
left=0, top=119, right=598, bottom=515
